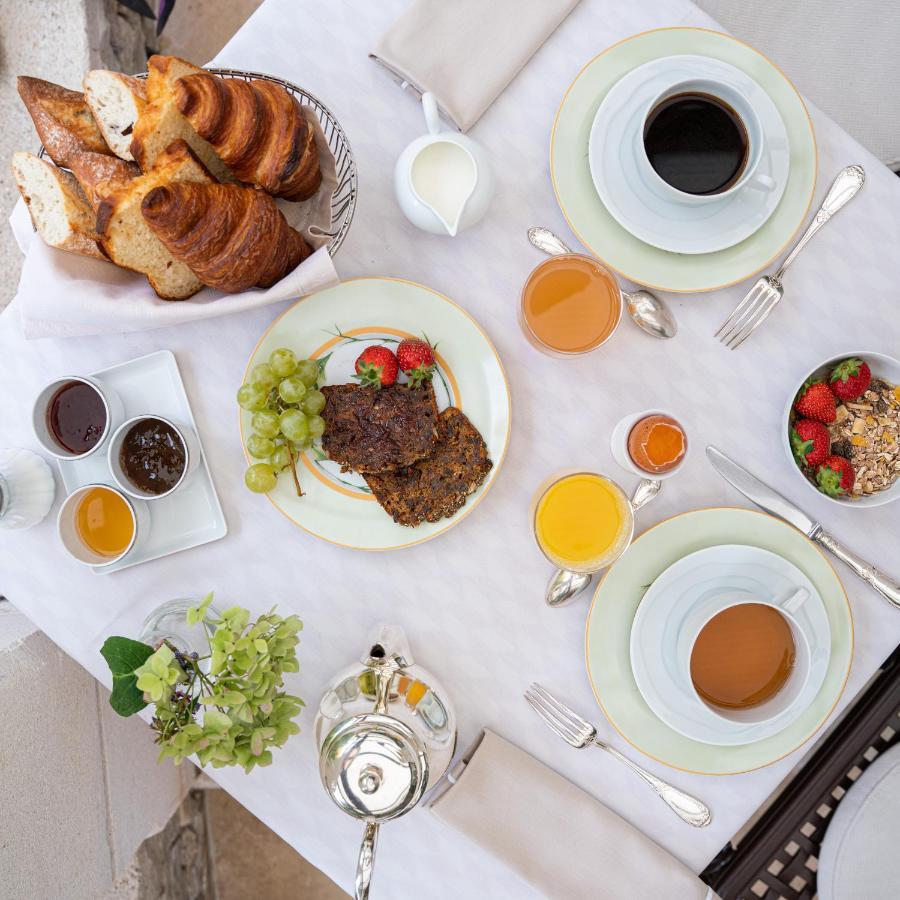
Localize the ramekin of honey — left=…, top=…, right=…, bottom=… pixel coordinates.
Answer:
left=57, top=483, right=149, bottom=568
left=33, top=376, right=124, bottom=460
left=519, top=252, right=623, bottom=356
left=610, top=409, right=688, bottom=480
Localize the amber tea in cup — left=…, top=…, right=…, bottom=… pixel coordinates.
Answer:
left=690, top=602, right=796, bottom=710
left=520, top=255, right=622, bottom=356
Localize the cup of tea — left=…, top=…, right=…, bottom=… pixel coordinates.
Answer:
left=57, top=483, right=149, bottom=568
left=610, top=409, right=688, bottom=480
left=675, top=587, right=813, bottom=727
left=637, top=77, right=776, bottom=204
left=33, top=376, right=124, bottom=461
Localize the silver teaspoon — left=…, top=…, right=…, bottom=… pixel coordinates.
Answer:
left=527, top=227, right=677, bottom=339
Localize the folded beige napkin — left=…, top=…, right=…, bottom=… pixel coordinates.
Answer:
left=430, top=730, right=714, bottom=900
left=370, top=0, right=580, bottom=131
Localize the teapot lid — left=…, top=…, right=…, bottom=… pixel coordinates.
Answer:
left=319, top=713, right=429, bottom=821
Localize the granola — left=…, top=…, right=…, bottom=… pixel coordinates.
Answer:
left=829, top=378, right=900, bottom=497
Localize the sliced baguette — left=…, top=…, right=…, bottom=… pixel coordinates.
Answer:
left=17, top=76, right=110, bottom=167
left=83, top=70, right=146, bottom=162
left=11, top=151, right=104, bottom=260
left=67, top=150, right=140, bottom=211
left=96, top=139, right=212, bottom=300
left=129, top=56, right=230, bottom=181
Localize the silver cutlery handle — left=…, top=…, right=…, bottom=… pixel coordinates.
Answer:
left=528, top=226, right=572, bottom=257
left=815, top=529, right=900, bottom=610
left=593, top=740, right=712, bottom=827
left=774, top=165, right=865, bottom=280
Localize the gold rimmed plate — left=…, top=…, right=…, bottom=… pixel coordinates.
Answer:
left=239, top=277, right=511, bottom=551
left=585, top=507, right=852, bottom=774
left=551, top=27, right=817, bottom=293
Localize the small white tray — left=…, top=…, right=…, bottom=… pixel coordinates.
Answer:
left=57, top=350, right=227, bottom=573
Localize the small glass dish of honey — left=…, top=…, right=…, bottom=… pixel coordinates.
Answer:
left=611, top=409, right=688, bottom=481
left=519, top=253, right=623, bottom=356
left=57, top=483, right=149, bottom=568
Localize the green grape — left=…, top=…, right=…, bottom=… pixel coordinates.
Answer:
left=269, top=348, right=298, bottom=378
left=295, top=435, right=313, bottom=450
left=300, top=389, right=325, bottom=416
left=279, top=409, right=309, bottom=442
left=237, top=383, right=267, bottom=412
left=250, top=363, right=278, bottom=392
left=269, top=445, right=292, bottom=470
left=278, top=375, right=307, bottom=404
left=307, top=415, right=325, bottom=439
left=251, top=409, right=280, bottom=439
left=247, top=434, right=276, bottom=459
left=245, top=463, right=277, bottom=493
left=296, top=358, right=319, bottom=387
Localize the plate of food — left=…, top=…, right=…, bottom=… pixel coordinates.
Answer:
left=237, top=277, right=511, bottom=550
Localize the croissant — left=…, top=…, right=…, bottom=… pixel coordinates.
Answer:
left=141, top=181, right=312, bottom=292
left=174, top=73, right=322, bottom=201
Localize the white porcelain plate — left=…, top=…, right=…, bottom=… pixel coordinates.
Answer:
left=239, top=277, right=511, bottom=551
left=56, top=351, right=227, bottom=574
left=630, top=544, right=831, bottom=745
left=588, top=55, right=790, bottom=254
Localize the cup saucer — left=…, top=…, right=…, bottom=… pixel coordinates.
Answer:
left=629, top=544, right=831, bottom=746
left=588, top=55, right=791, bottom=255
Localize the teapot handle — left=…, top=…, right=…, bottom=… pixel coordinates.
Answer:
left=422, top=92, right=441, bottom=136
left=356, top=821, right=379, bottom=900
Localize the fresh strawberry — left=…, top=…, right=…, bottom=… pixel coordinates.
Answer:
left=396, top=338, right=436, bottom=387
left=829, top=357, right=871, bottom=401
left=794, top=380, right=836, bottom=424
left=354, top=345, right=398, bottom=388
left=815, top=455, right=855, bottom=496
left=791, top=419, right=830, bottom=468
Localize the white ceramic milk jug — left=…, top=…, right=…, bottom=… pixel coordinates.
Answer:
left=394, top=93, right=495, bottom=236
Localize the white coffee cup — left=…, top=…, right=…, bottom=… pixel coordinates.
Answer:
left=675, top=586, right=812, bottom=727
left=636, top=77, right=776, bottom=205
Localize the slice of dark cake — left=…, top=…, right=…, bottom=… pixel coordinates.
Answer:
left=320, top=382, right=440, bottom=474
left=363, top=407, right=493, bottom=526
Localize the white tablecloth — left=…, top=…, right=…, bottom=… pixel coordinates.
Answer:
left=2, top=0, right=899, bottom=897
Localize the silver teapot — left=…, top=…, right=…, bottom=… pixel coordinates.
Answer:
left=316, top=625, right=457, bottom=899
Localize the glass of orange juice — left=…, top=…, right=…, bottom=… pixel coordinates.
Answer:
left=532, top=471, right=644, bottom=608
left=520, top=252, right=623, bottom=357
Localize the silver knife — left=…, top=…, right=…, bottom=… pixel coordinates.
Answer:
left=706, top=445, right=900, bottom=610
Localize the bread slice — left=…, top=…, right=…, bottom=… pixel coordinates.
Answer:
left=129, top=56, right=230, bottom=181
left=363, top=407, right=493, bottom=526
left=96, top=139, right=212, bottom=299
left=83, top=70, right=146, bottom=162
left=17, top=76, right=110, bottom=167
left=11, top=151, right=104, bottom=260
left=67, top=150, right=140, bottom=210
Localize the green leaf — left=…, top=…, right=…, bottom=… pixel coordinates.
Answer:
left=204, top=710, right=232, bottom=734
left=101, top=636, right=155, bottom=675
left=109, top=672, right=148, bottom=716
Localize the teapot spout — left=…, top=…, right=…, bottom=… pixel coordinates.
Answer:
left=363, top=624, right=413, bottom=668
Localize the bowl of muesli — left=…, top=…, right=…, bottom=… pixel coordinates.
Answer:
left=784, top=351, right=900, bottom=507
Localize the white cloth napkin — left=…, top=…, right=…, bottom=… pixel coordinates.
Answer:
left=430, top=730, right=715, bottom=900
left=9, top=198, right=338, bottom=339
left=370, top=0, right=581, bottom=131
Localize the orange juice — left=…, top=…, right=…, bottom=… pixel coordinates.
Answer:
left=75, top=486, right=134, bottom=557
left=521, top=255, right=622, bottom=355
left=533, top=473, right=633, bottom=572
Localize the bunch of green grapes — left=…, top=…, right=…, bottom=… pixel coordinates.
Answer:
left=237, top=347, right=326, bottom=495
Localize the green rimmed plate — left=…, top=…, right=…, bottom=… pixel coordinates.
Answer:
left=585, top=508, right=852, bottom=774
left=240, top=277, right=511, bottom=551
left=551, top=27, right=817, bottom=293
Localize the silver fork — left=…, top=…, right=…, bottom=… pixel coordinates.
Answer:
left=715, top=165, right=865, bottom=349
left=525, top=683, right=711, bottom=827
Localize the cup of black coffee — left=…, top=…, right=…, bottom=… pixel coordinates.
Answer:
left=637, top=77, right=775, bottom=203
